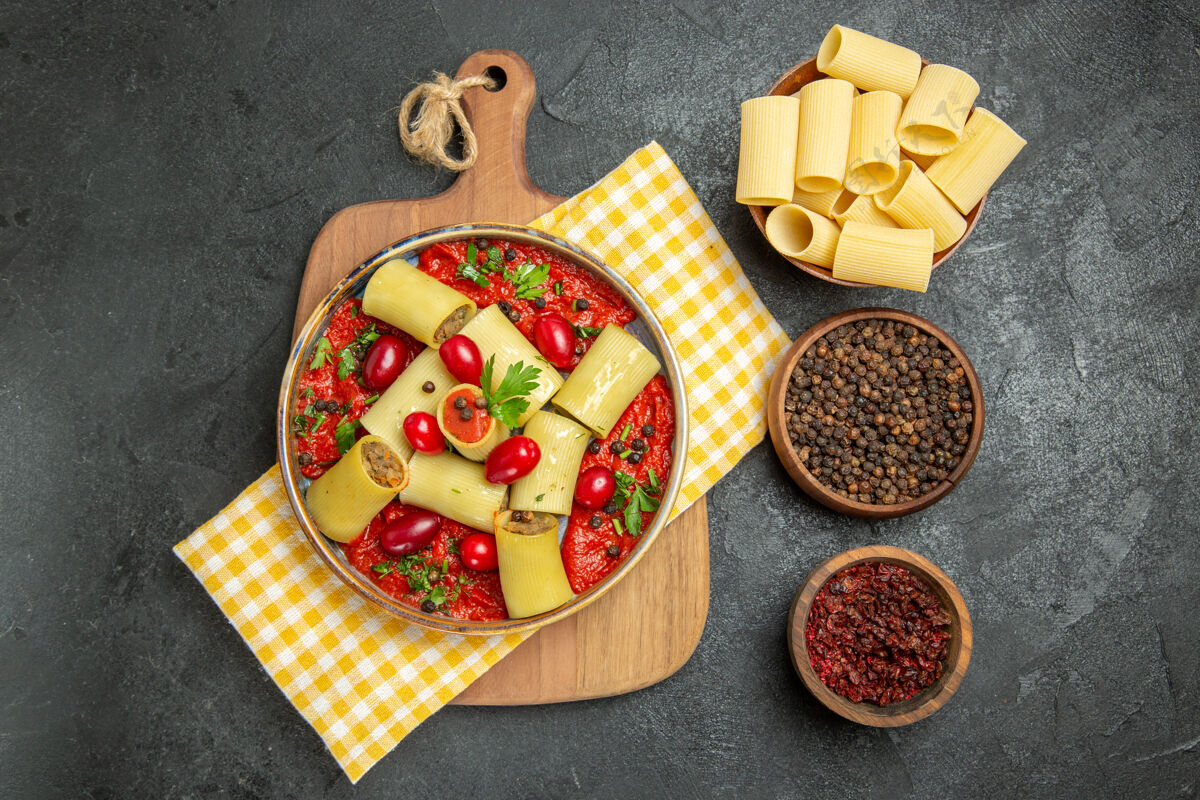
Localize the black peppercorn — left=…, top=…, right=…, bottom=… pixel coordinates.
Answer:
left=421, top=599, right=436, bottom=613
left=606, top=544, right=620, bottom=558
left=587, top=441, right=602, bottom=454
left=497, top=300, right=512, bottom=314
left=576, top=298, right=590, bottom=310
left=454, top=396, right=467, bottom=409
left=474, top=396, right=488, bottom=409
left=298, top=452, right=313, bottom=466
left=533, top=297, right=546, bottom=309
left=609, top=441, right=623, bottom=454
left=460, top=408, right=474, bottom=421
left=603, top=503, right=618, bottom=515
left=476, top=238, right=489, bottom=248
left=628, top=453, right=643, bottom=464
left=508, top=310, right=521, bottom=323
left=589, top=515, right=603, bottom=529
left=422, top=381, right=435, bottom=393
left=631, top=438, right=645, bottom=451
left=505, top=247, right=517, bottom=261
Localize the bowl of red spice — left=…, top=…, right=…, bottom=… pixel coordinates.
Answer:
left=767, top=308, right=984, bottom=518
left=787, top=545, right=972, bottom=726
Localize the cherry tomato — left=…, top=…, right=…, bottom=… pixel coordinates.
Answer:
left=484, top=436, right=541, bottom=484
left=532, top=313, right=575, bottom=369
left=459, top=533, right=499, bottom=572
left=574, top=466, right=616, bottom=509
left=379, top=511, right=442, bottom=556
left=439, top=334, right=483, bottom=385
left=403, top=411, right=445, bottom=454
left=362, top=334, right=409, bottom=390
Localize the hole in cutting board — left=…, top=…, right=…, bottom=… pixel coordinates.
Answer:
left=484, top=65, right=507, bottom=91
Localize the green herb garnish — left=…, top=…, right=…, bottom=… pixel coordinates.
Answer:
left=301, top=387, right=315, bottom=399
left=487, top=245, right=503, bottom=264
left=334, top=419, right=361, bottom=455
left=619, top=424, right=632, bottom=442
left=535, top=493, right=546, bottom=502
left=479, top=355, right=541, bottom=428
left=512, top=262, right=551, bottom=300
left=307, top=412, right=327, bottom=435
left=554, top=281, right=564, bottom=296
left=364, top=394, right=379, bottom=405
left=612, top=517, right=626, bottom=537
left=309, top=337, right=333, bottom=369
left=572, top=324, right=603, bottom=338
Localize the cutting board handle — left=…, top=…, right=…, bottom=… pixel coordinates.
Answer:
left=449, top=49, right=564, bottom=215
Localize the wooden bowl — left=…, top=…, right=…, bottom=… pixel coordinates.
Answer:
left=747, top=57, right=986, bottom=287
left=787, top=545, right=972, bottom=726
left=277, top=223, right=689, bottom=636
left=767, top=307, right=983, bottom=518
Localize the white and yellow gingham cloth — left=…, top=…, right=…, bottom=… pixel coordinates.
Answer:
left=175, top=141, right=789, bottom=782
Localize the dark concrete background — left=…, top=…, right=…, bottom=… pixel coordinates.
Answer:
left=2, top=0, right=1198, bottom=797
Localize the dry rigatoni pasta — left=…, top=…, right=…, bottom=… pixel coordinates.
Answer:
left=816, top=25, right=922, bottom=98
left=925, top=107, right=1026, bottom=213
left=510, top=411, right=590, bottom=515
left=897, top=64, right=980, bottom=156
left=398, top=451, right=507, bottom=533
left=360, top=347, right=455, bottom=460
left=831, top=191, right=899, bottom=229
left=832, top=222, right=934, bottom=292
left=794, top=78, right=854, bottom=193
left=306, top=436, right=408, bottom=543
left=873, top=160, right=967, bottom=251
left=844, top=91, right=903, bottom=195
left=765, top=204, right=841, bottom=267
left=362, top=259, right=475, bottom=347
left=735, top=95, right=801, bottom=206
left=791, top=186, right=846, bottom=216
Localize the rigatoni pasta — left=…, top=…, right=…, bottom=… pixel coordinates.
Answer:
left=459, top=305, right=564, bottom=426
left=510, top=411, right=590, bottom=515
left=873, top=160, right=967, bottom=251
left=925, top=108, right=1027, bottom=213
left=436, top=383, right=508, bottom=462
left=832, top=222, right=934, bottom=292
left=306, top=436, right=408, bottom=543
left=844, top=91, right=903, bottom=195
left=896, top=64, right=980, bottom=156
left=552, top=325, right=660, bottom=437
left=765, top=204, right=841, bottom=267
left=360, top=348, right=454, bottom=459
left=735, top=96, right=801, bottom=206
left=493, top=510, right=574, bottom=619
left=362, top=259, right=476, bottom=347
left=794, top=79, right=854, bottom=193
left=816, top=25, right=922, bottom=98
left=791, top=186, right=846, bottom=217
left=398, top=451, right=507, bottom=532
left=831, top=191, right=899, bottom=229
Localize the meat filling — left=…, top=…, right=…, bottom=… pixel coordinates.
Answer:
left=360, top=440, right=406, bottom=489
left=504, top=510, right=556, bottom=536
left=433, top=304, right=471, bottom=343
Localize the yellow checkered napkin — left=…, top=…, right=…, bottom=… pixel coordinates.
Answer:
left=174, top=141, right=789, bottom=783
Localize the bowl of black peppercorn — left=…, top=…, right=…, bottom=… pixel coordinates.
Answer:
left=767, top=308, right=984, bottom=518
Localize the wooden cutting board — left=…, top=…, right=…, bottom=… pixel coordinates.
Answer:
left=293, top=50, right=709, bottom=704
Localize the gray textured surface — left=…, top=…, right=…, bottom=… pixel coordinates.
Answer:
left=2, top=0, right=1198, bottom=796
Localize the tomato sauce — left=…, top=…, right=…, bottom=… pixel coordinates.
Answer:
left=297, top=239, right=673, bottom=621
left=560, top=375, right=674, bottom=594
left=419, top=239, right=636, bottom=368
left=442, top=387, right=491, bottom=443
left=344, top=502, right=508, bottom=621
left=293, top=299, right=420, bottom=480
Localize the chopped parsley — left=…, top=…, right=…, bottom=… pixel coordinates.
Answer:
left=535, top=493, right=546, bottom=502
left=512, top=261, right=551, bottom=300
left=619, top=423, right=632, bottom=442
left=554, top=281, right=564, bottom=296
left=611, top=469, right=661, bottom=537
left=334, top=419, right=361, bottom=455
left=572, top=323, right=603, bottom=338
left=308, top=337, right=333, bottom=369
left=479, top=355, right=541, bottom=428
left=364, top=394, right=379, bottom=405
left=335, top=323, right=381, bottom=380
left=300, top=387, right=315, bottom=399
left=371, top=553, right=463, bottom=610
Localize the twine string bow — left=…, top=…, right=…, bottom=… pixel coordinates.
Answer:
left=397, top=72, right=496, bottom=171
